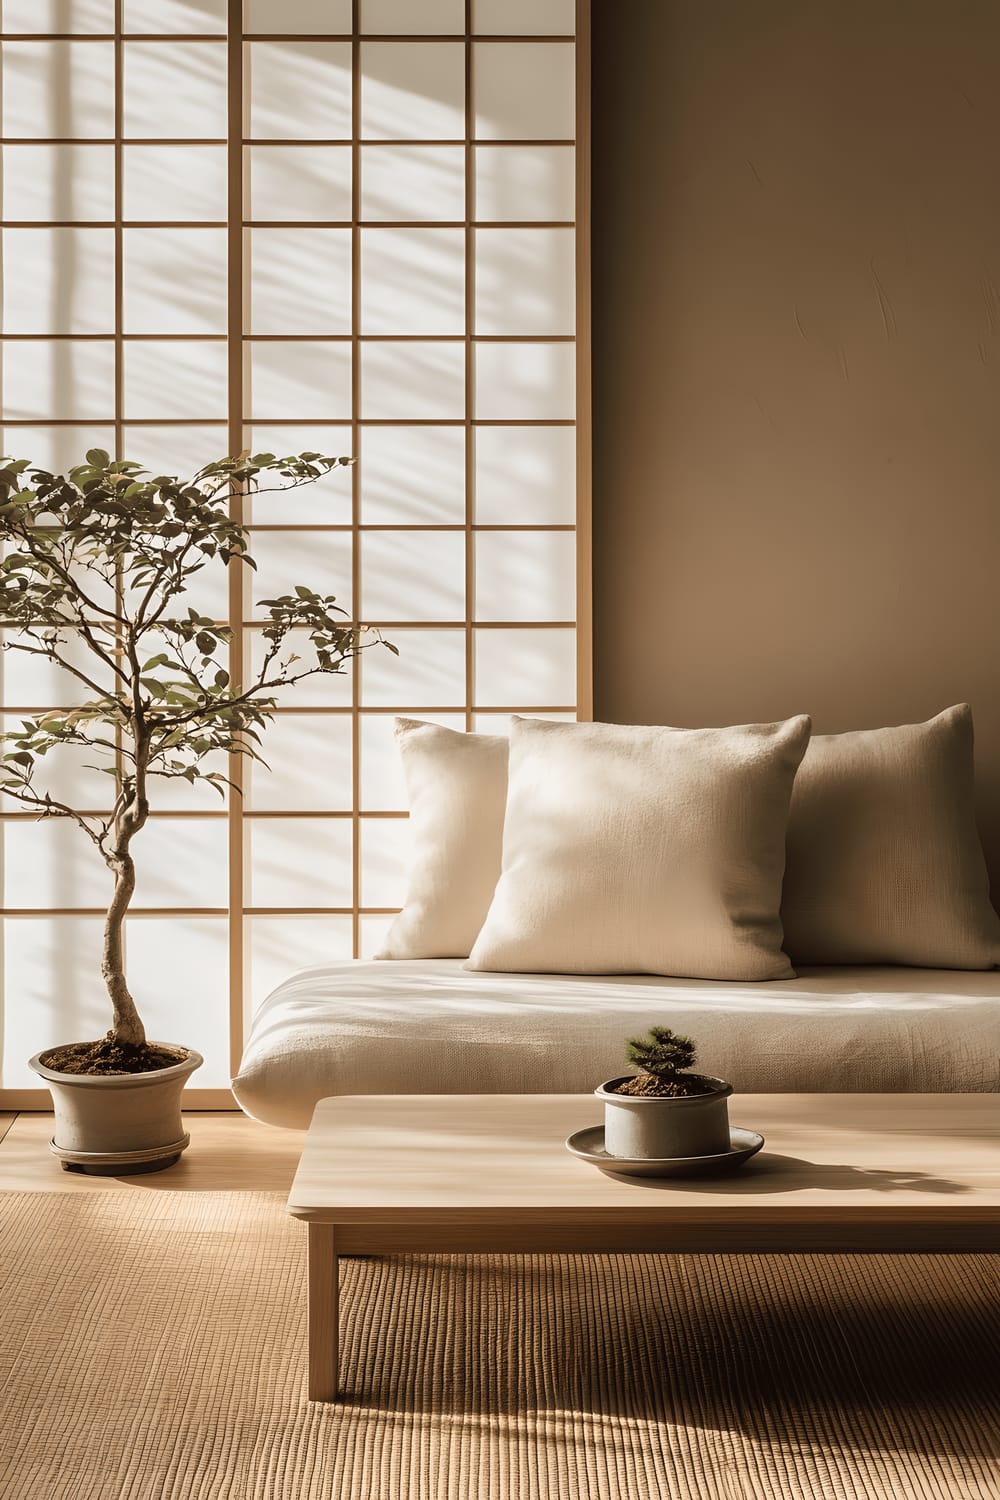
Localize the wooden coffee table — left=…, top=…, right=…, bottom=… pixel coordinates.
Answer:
left=287, top=1092, right=1000, bottom=1400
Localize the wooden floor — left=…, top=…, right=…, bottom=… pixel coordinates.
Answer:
left=0, top=1111, right=304, bottom=1192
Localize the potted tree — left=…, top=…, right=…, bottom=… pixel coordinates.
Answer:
left=596, top=1026, right=733, bottom=1160
left=0, top=447, right=391, bottom=1174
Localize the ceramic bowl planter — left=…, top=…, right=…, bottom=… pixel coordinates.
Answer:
left=29, top=1045, right=203, bottom=1175
left=596, top=1074, right=733, bottom=1160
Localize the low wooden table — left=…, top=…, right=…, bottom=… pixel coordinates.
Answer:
left=287, top=1092, right=1000, bottom=1401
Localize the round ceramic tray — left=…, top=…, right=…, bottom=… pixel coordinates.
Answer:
left=565, top=1124, right=765, bottom=1178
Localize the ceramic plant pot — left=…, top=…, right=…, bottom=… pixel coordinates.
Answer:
left=596, top=1074, right=733, bottom=1160
left=28, top=1044, right=203, bottom=1175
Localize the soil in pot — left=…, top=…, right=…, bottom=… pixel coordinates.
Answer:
left=612, top=1072, right=716, bottom=1098
left=41, top=1035, right=189, bottom=1076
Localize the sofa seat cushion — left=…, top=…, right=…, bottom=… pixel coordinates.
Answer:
left=231, top=960, right=1000, bottom=1128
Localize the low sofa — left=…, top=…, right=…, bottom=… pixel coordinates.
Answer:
left=234, top=709, right=1000, bottom=1128
left=232, top=959, right=1000, bottom=1129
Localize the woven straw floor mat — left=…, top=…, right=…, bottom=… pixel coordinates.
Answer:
left=0, top=1192, right=997, bottom=1500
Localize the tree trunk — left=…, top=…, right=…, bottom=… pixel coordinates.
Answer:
left=102, top=849, right=146, bottom=1049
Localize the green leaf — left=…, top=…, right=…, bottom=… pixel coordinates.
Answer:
left=85, top=448, right=110, bottom=468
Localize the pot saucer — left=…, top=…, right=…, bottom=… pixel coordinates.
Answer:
left=565, top=1124, right=765, bottom=1178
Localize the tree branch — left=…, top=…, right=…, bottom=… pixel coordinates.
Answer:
left=9, top=522, right=126, bottom=625
left=75, top=616, right=130, bottom=685
left=0, top=636, right=118, bottom=702
left=148, top=639, right=372, bottom=731
left=0, top=781, right=113, bottom=860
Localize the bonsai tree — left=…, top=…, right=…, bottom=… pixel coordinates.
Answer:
left=615, top=1025, right=713, bottom=1097
left=0, top=447, right=392, bottom=1073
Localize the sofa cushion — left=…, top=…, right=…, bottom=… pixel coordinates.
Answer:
left=782, top=705, right=1000, bottom=968
left=466, top=714, right=811, bottom=981
left=231, top=959, right=1000, bottom=1127
left=376, top=719, right=508, bottom=959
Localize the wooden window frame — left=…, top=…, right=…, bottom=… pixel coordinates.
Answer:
left=0, top=0, right=591, bottom=1110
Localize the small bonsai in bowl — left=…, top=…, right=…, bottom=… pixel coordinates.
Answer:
left=596, top=1026, right=733, bottom=1160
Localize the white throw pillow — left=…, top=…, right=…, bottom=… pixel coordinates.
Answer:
left=781, top=704, right=1000, bottom=968
left=376, top=719, right=508, bottom=960
left=466, top=715, right=812, bottom=981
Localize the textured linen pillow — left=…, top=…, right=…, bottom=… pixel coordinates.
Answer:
left=376, top=719, right=508, bottom=959
left=781, top=704, right=1000, bottom=968
left=466, top=714, right=812, bottom=981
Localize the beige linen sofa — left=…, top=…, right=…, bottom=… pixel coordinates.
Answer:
left=233, top=709, right=1000, bottom=1128
left=232, top=959, right=1000, bottom=1128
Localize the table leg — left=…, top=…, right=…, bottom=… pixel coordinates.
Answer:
left=307, top=1223, right=340, bottom=1401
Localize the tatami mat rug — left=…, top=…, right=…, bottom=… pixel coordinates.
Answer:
left=0, top=1192, right=997, bottom=1500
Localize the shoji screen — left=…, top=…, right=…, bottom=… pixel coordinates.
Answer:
left=0, top=0, right=590, bottom=1105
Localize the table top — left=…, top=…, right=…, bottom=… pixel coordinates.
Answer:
left=287, top=1093, right=1000, bottom=1227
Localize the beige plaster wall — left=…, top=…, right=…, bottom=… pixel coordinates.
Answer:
left=591, top=0, right=1000, bottom=888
